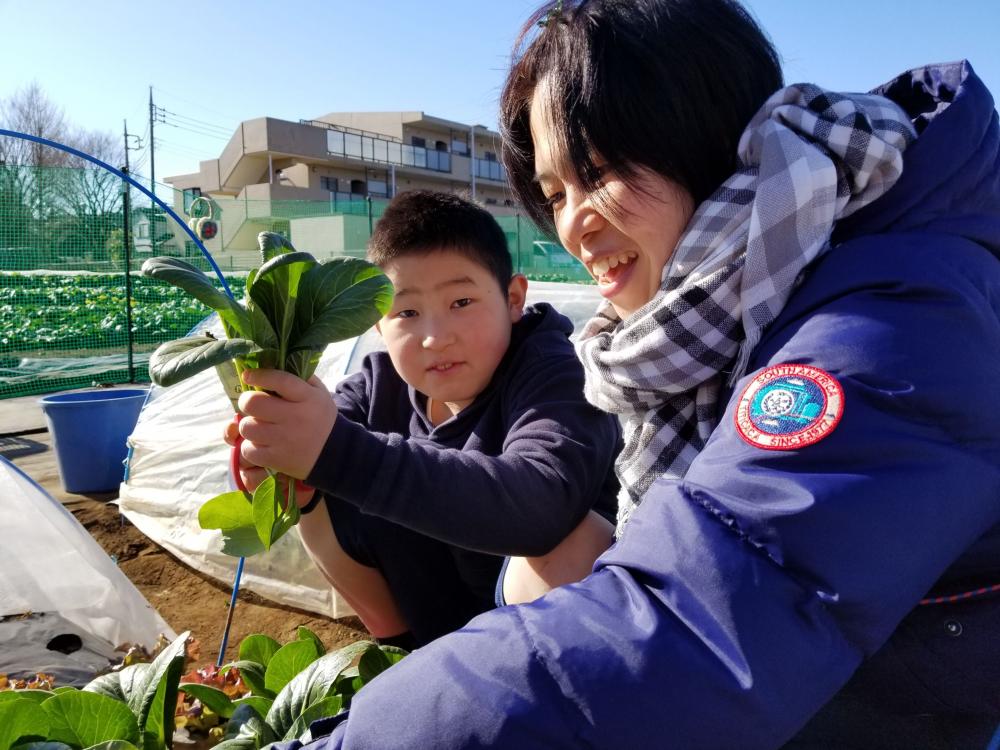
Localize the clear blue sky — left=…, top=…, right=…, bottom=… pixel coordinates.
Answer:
left=2, top=0, right=997, bottom=185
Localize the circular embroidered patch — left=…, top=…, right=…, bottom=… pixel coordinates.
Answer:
left=735, top=364, right=844, bottom=450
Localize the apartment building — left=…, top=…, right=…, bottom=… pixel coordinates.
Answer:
left=162, top=111, right=514, bottom=263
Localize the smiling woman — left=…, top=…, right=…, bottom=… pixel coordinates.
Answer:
left=294, top=1, right=1000, bottom=748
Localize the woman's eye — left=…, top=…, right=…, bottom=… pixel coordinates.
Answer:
left=582, top=163, right=611, bottom=188
left=543, top=191, right=565, bottom=211
left=452, top=298, right=473, bottom=309
left=396, top=309, right=418, bottom=319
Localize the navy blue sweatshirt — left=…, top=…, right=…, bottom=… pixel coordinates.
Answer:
left=306, top=302, right=620, bottom=557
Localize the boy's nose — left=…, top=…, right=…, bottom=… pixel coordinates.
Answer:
left=421, top=327, right=456, bottom=350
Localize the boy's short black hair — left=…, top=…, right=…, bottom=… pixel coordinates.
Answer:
left=368, top=190, right=513, bottom=292
left=500, top=0, right=784, bottom=234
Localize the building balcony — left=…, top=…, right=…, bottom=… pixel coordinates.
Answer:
left=474, top=158, right=506, bottom=182
left=320, top=126, right=452, bottom=173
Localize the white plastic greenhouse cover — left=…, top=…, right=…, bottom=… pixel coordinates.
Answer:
left=118, top=281, right=602, bottom=619
left=0, top=455, right=175, bottom=649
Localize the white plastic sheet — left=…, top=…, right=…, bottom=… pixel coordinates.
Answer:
left=0, top=456, right=174, bottom=649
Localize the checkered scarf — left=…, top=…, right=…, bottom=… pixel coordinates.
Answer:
left=577, top=84, right=917, bottom=532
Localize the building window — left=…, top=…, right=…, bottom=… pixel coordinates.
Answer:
left=182, top=187, right=202, bottom=213
left=368, top=179, right=388, bottom=198
left=435, top=140, right=447, bottom=152
left=327, top=130, right=345, bottom=155
left=452, top=139, right=468, bottom=155
left=410, top=136, right=426, bottom=148
left=345, top=133, right=363, bottom=159
left=475, top=158, right=505, bottom=182
left=484, top=151, right=497, bottom=162
left=350, top=179, right=366, bottom=195
left=320, top=176, right=336, bottom=191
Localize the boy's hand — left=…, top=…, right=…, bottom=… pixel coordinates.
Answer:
left=236, top=369, right=338, bottom=481
left=223, top=417, right=270, bottom=492
left=223, top=420, right=317, bottom=508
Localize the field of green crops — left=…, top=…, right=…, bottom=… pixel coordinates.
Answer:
left=0, top=271, right=247, bottom=398
left=0, top=271, right=245, bottom=352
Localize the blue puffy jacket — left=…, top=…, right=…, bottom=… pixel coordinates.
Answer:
left=309, top=61, right=1000, bottom=749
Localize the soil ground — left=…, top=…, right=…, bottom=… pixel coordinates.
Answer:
left=70, top=492, right=369, bottom=658
left=2, top=392, right=369, bottom=660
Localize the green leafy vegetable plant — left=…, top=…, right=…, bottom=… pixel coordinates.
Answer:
left=0, top=629, right=407, bottom=750
left=0, top=630, right=190, bottom=750
left=175, top=627, right=404, bottom=749
left=141, top=232, right=393, bottom=555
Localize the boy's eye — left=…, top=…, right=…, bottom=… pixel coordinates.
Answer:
left=452, top=298, right=473, bottom=309
left=395, top=309, right=418, bottom=319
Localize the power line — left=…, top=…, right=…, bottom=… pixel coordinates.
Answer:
left=158, top=116, right=231, bottom=141
left=156, top=134, right=218, bottom=154
left=158, top=107, right=233, bottom=136
left=151, top=85, right=246, bottom=124
left=156, top=138, right=218, bottom=159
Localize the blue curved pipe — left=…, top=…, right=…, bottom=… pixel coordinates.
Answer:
left=0, top=128, right=233, bottom=298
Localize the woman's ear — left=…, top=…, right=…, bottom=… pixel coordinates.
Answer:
left=507, top=274, right=528, bottom=322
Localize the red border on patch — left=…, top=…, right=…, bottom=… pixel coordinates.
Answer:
left=734, top=364, right=844, bottom=450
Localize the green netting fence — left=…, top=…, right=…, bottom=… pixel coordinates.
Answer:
left=0, top=164, right=588, bottom=401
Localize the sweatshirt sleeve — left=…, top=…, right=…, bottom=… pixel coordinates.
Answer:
left=307, top=340, right=620, bottom=556
left=310, top=239, right=1000, bottom=748
left=330, top=365, right=372, bottom=427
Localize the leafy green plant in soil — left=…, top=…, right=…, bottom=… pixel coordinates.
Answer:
left=0, top=629, right=406, bottom=750
left=141, top=232, right=392, bottom=555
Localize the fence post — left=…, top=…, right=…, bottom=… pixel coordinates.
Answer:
left=121, top=168, right=136, bottom=383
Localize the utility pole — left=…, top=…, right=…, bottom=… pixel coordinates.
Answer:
left=122, top=120, right=139, bottom=383
left=148, top=87, right=156, bottom=201
left=470, top=125, right=476, bottom=201
left=148, top=87, right=157, bottom=254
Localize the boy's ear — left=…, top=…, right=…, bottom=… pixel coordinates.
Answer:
left=507, top=274, right=528, bottom=323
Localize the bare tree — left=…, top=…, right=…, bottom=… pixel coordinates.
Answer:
left=58, top=129, right=126, bottom=261
left=65, top=129, right=125, bottom=216
left=0, top=83, right=125, bottom=263
left=0, top=81, right=71, bottom=167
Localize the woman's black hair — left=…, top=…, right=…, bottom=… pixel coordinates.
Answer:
left=500, top=0, right=783, bottom=234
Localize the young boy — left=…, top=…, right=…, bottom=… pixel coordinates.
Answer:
left=231, top=190, right=619, bottom=648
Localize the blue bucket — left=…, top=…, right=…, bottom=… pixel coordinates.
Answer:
left=38, top=388, right=148, bottom=493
